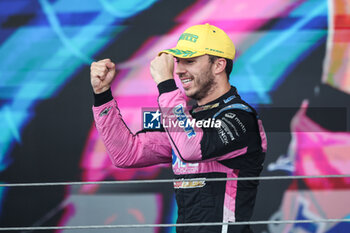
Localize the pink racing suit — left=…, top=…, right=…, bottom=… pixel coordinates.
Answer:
left=92, top=79, right=267, bottom=233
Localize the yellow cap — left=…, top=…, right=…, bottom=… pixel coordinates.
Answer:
left=159, top=23, right=235, bottom=60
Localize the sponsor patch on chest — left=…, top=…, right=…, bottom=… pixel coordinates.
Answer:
left=174, top=179, right=206, bottom=189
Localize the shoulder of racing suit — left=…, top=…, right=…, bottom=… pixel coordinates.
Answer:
left=195, top=95, right=264, bottom=163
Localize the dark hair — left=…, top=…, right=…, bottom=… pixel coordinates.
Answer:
left=208, top=55, right=233, bottom=80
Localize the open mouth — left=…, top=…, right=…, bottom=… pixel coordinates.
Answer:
left=181, top=78, right=192, bottom=84
left=181, top=78, right=193, bottom=89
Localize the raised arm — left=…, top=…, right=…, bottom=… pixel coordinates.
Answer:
left=149, top=54, right=267, bottom=163
left=91, top=59, right=172, bottom=168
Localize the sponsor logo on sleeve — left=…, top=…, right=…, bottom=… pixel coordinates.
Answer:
left=99, top=106, right=112, bottom=117
left=224, top=113, right=236, bottom=119
left=173, top=104, right=196, bottom=138
left=222, top=117, right=240, bottom=137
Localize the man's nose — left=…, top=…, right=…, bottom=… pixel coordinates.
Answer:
left=175, top=62, right=186, bottom=76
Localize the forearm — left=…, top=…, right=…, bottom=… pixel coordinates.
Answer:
left=93, top=90, right=172, bottom=167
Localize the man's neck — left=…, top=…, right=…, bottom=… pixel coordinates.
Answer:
left=197, top=82, right=231, bottom=106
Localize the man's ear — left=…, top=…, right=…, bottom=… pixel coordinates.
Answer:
left=213, top=58, right=226, bottom=75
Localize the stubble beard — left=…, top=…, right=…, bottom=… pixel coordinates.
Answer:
left=187, top=68, right=217, bottom=102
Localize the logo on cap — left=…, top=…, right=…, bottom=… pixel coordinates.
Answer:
left=164, top=49, right=197, bottom=57
left=178, top=33, right=198, bottom=43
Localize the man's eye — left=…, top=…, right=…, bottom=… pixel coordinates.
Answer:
left=186, top=60, right=194, bottom=64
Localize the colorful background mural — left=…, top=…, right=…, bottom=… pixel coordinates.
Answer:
left=0, top=0, right=349, bottom=232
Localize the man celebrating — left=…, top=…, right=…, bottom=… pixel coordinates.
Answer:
left=91, top=23, right=267, bottom=233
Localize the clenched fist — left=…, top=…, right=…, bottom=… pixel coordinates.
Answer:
left=150, top=53, right=174, bottom=85
left=90, top=59, right=116, bottom=94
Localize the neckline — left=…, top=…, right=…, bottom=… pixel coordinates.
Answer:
left=191, top=86, right=239, bottom=113
left=193, top=86, right=238, bottom=107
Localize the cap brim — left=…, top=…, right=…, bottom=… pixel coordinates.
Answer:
left=158, top=48, right=205, bottom=58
